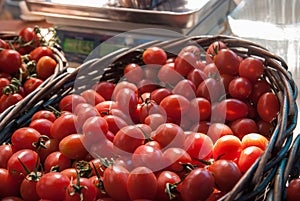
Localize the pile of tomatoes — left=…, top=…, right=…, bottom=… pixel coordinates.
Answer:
left=0, top=40, right=282, bottom=201
left=0, top=26, right=60, bottom=113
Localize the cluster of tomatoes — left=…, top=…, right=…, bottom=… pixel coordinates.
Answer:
left=0, top=26, right=59, bottom=113
left=0, top=40, right=281, bottom=201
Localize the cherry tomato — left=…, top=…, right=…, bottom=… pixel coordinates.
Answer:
left=132, top=144, right=164, bottom=171
left=208, top=159, right=242, bottom=192
left=157, top=62, right=183, bottom=86
left=160, top=94, right=190, bottom=122
left=188, top=97, right=211, bottom=123
left=0, top=77, right=10, bottom=95
left=43, top=151, right=71, bottom=172
left=196, top=77, right=224, bottom=103
left=114, top=87, right=138, bottom=114
left=127, top=166, right=158, bottom=200
left=0, top=93, right=23, bottom=113
left=184, top=132, right=213, bottom=160
left=230, top=118, right=259, bottom=139
left=257, top=92, right=279, bottom=122
left=0, top=168, right=21, bottom=197
left=187, top=68, right=207, bottom=88
left=143, top=46, right=167, bottom=65
left=241, top=133, right=269, bottom=151
left=81, top=89, right=105, bottom=106
left=92, top=81, right=115, bottom=101
left=7, top=149, right=40, bottom=180
left=50, top=113, right=77, bottom=140
left=20, top=172, right=42, bottom=201
left=249, top=79, right=271, bottom=103
left=103, top=114, right=128, bottom=135
left=59, top=94, right=87, bottom=112
left=150, top=88, right=172, bottom=105
left=228, top=77, right=253, bottom=100
left=0, top=49, right=22, bottom=74
left=206, top=41, right=227, bottom=63
left=103, top=164, right=130, bottom=201
left=11, top=127, right=41, bottom=151
left=29, top=118, right=53, bottom=138
left=0, top=144, right=13, bottom=169
left=37, top=138, right=60, bottom=162
left=214, top=48, right=240, bottom=75
left=75, top=104, right=100, bottom=129
left=155, top=171, right=181, bottom=201
left=286, top=178, right=300, bottom=201
left=36, top=172, right=70, bottom=201
left=257, top=119, right=274, bottom=138
left=174, top=51, right=198, bottom=76
left=212, top=135, right=242, bottom=161
left=31, top=110, right=57, bottom=122
left=144, top=113, right=167, bottom=130
left=172, top=79, right=196, bottom=100
left=59, top=134, right=88, bottom=160
left=0, top=38, right=10, bottom=49
left=113, top=125, right=146, bottom=155
left=206, top=123, right=234, bottom=143
left=36, top=56, right=57, bottom=80
left=238, top=146, right=263, bottom=173
left=23, top=77, right=43, bottom=96
left=216, top=98, right=249, bottom=121
left=65, top=177, right=97, bottom=201
left=163, top=147, right=192, bottom=174
left=239, top=57, right=264, bottom=83
left=124, top=63, right=144, bottom=83
left=29, top=46, right=53, bottom=61
left=180, top=167, right=214, bottom=201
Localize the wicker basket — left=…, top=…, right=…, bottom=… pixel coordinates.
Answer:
left=0, top=33, right=68, bottom=142
left=0, top=35, right=297, bottom=200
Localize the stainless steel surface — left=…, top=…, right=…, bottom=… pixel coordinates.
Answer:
left=25, top=0, right=230, bottom=28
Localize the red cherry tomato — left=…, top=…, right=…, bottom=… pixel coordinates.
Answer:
left=29, top=46, right=53, bottom=61
left=216, top=98, right=249, bottom=121
left=23, top=77, right=43, bottom=96
left=0, top=168, right=21, bottom=197
left=11, top=127, right=41, bottom=151
left=36, top=56, right=57, bottom=80
left=286, top=178, right=300, bottom=201
left=59, top=94, right=87, bottom=112
left=50, top=113, right=77, bottom=140
left=174, top=51, right=198, bottom=76
left=65, top=177, right=97, bottom=201
left=206, top=41, right=227, bottom=63
left=59, top=134, right=88, bottom=160
left=230, top=118, right=259, bottom=139
left=257, top=92, right=279, bottom=122
left=0, top=144, right=13, bottom=169
left=31, top=110, right=57, bottom=122
left=214, top=48, right=240, bottom=75
left=155, top=171, right=181, bottom=201
left=238, top=146, right=263, bottom=173
left=228, top=77, right=253, bottom=100
left=43, top=151, right=72, bottom=172
left=239, top=57, right=264, bottom=83
left=213, top=135, right=242, bottom=161
left=124, top=63, right=144, bottom=83
left=0, top=49, right=22, bottom=74
left=143, top=46, right=167, bottom=65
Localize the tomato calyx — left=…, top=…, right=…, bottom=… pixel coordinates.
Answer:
left=33, top=135, right=49, bottom=151
left=17, top=154, right=41, bottom=181
left=75, top=160, right=94, bottom=178
left=67, top=172, right=87, bottom=201
left=47, top=105, right=62, bottom=118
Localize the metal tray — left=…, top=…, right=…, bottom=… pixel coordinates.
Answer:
left=25, top=0, right=228, bottom=28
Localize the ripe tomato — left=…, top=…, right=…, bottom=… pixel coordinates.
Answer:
left=184, top=132, right=213, bottom=160
left=103, top=114, right=128, bottom=134
left=249, top=79, right=271, bottom=103
left=180, top=167, right=214, bottom=201
left=36, top=56, right=57, bottom=80
left=0, top=77, right=10, bottom=95
left=81, top=116, right=109, bottom=145
left=214, top=48, right=240, bottom=75
left=150, top=87, right=172, bottom=105
left=239, top=57, right=264, bottom=83
left=29, top=46, right=53, bottom=61
left=113, top=125, right=146, bottom=154
left=230, top=118, right=259, bottom=139
left=187, top=68, right=207, bottom=88
left=65, top=177, right=97, bottom=201
left=228, top=77, right=253, bottom=100
left=29, top=118, right=53, bottom=138
left=257, top=119, right=274, bottom=138
left=188, top=97, right=211, bottom=123
left=157, top=62, right=183, bottom=86
left=174, top=51, right=198, bottom=76
left=143, top=46, right=167, bottom=65
left=160, top=94, right=190, bottom=122
left=75, top=104, right=100, bottom=129
left=155, top=171, right=181, bottom=201
left=59, top=134, right=88, bottom=160
left=172, top=79, right=196, bottom=100
left=238, top=146, right=263, bottom=173
left=7, top=149, right=40, bottom=180
left=144, top=113, right=167, bottom=130
left=163, top=147, right=192, bottom=174
left=241, top=133, right=269, bottom=150
left=0, top=93, right=23, bottom=113
left=36, top=172, right=70, bottom=200
left=127, top=166, right=158, bottom=200
left=0, top=49, right=22, bottom=74
left=286, top=178, right=300, bottom=201
left=23, top=77, right=43, bottom=96
left=0, top=144, right=13, bottom=169
left=31, top=110, right=57, bottom=122
left=212, top=135, right=242, bottom=161
left=206, top=123, right=234, bottom=143
left=50, top=113, right=77, bottom=140
left=208, top=159, right=242, bottom=192
left=81, top=89, right=105, bottom=106
left=103, top=164, right=130, bottom=201
left=37, top=138, right=60, bottom=162
left=132, top=144, right=164, bottom=171
left=20, top=172, right=42, bottom=201
left=257, top=92, right=279, bottom=122
left=0, top=168, right=21, bottom=197
left=151, top=123, right=185, bottom=149
left=216, top=98, right=249, bottom=121
left=114, top=87, right=138, bottom=114
left=92, top=81, right=115, bottom=101
left=59, top=94, right=87, bottom=112
left=196, top=77, right=224, bottom=103
left=206, top=41, right=227, bottom=63
left=11, top=127, right=41, bottom=151
left=124, top=63, right=144, bottom=83
left=0, top=38, right=9, bottom=49
left=43, top=151, right=72, bottom=172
